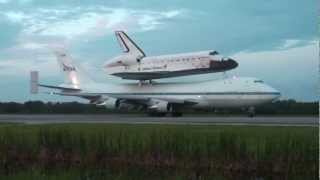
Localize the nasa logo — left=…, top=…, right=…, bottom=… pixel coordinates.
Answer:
left=62, top=63, right=76, bottom=72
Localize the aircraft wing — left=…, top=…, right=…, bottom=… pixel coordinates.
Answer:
left=31, top=69, right=198, bottom=110
left=57, top=92, right=198, bottom=105
left=149, top=97, right=198, bottom=105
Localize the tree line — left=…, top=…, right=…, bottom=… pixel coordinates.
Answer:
left=0, top=100, right=317, bottom=115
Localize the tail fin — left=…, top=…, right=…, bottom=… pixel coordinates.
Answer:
left=54, top=49, right=93, bottom=89
left=30, top=71, right=39, bottom=94
left=115, top=31, right=146, bottom=58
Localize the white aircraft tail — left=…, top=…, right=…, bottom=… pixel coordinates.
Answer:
left=30, top=71, right=39, bottom=94
left=54, top=49, right=94, bottom=89
left=115, top=31, right=145, bottom=58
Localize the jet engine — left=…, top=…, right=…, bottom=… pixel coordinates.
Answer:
left=148, top=100, right=170, bottom=112
left=112, top=99, right=142, bottom=111
left=91, top=97, right=119, bottom=110
left=91, top=97, right=140, bottom=111
left=118, top=103, right=137, bottom=111
left=104, top=98, right=119, bottom=109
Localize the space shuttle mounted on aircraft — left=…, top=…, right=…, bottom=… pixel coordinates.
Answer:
left=104, top=31, right=238, bottom=81
left=30, top=49, right=280, bottom=117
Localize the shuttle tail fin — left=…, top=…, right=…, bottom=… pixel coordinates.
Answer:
left=54, top=49, right=94, bottom=89
left=115, top=31, right=145, bottom=58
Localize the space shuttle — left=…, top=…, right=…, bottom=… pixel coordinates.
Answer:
left=103, top=31, right=238, bottom=81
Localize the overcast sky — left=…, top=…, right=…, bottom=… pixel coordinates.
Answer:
left=0, top=0, right=317, bottom=102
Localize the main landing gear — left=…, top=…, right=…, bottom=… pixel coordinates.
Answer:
left=247, top=106, right=256, bottom=118
left=138, top=80, right=155, bottom=86
left=171, top=112, right=183, bottom=117
left=147, top=112, right=183, bottom=117
left=169, top=104, right=183, bottom=117
left=147, top=112, right=167, bottom=117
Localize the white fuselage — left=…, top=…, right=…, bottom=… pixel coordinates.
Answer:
left=104, top=51, right=238, bottom=80
left=78, top=77, right=280, bottom=109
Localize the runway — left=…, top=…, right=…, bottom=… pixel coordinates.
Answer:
left=0, top=114, right=317, bottom=126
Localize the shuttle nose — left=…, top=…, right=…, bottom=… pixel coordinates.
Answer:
left=209, top=58, right=238, bottom=71
left=224, top=58, right=238, bottom=69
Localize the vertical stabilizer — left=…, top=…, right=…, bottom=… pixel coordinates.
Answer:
left=30, top=71, right=38, bottom=94
left=115, top=31, right=146, bottom=58
left=54, top=49, right=93, bottom=89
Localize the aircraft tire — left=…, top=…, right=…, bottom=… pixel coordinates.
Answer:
left=147, top=112, right=166, bottom=117
left=247, top=107, right=255, bottom=118
left=171, top=112, right=183, bottom=117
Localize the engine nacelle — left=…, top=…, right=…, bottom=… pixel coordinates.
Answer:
left=118, top=102, right=136, bottom=111
left=103, top=98, right=119, bottom=109
left=92, top=97, right=142, bottom=111
left=149, top=100, right=169, bottom=112
left=91, top=97, right=119, bottom=110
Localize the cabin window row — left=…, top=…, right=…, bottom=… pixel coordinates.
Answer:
left=153, top=57, right=208, bottom=63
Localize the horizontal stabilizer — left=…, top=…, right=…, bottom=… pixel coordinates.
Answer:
left=39, top=84, right=81, bottom=91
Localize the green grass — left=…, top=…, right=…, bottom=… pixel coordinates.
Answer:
left=0, top=123, right=318, bottom=179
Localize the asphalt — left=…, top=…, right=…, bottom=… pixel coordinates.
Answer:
left=0, top=114, right=318, bottom=126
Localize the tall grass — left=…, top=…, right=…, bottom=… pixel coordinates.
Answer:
left=0, top=123, right=318, bottom=179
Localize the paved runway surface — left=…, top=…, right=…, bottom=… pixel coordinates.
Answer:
left=0, top=114, right=317, bottom=126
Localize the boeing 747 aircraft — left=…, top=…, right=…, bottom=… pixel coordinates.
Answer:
left=103, top=31, right=238, bottom=82
left=31, top=50, right=280, bottom=117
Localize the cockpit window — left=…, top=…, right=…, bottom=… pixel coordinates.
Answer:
left=209, top=51, right=219, bottom=55
left=254, top=80, right=264, bottom=83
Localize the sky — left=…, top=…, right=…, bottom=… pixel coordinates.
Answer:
left=0, top=0, right=318, bottom=102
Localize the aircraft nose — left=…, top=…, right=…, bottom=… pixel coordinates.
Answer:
left=272, top=91, right=281, bottom=100
left=275, top=91, right=281, bottom=99
left=267, top=86, right=281, bottom=100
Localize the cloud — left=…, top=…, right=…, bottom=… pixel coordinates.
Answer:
left=1, top=7, right=185, bottom=41
left=0, top=6, right=185, bottom=78
left=0, top=56, right=58, bottom=76
left=0, top=0, right=9, bottom=4
left=0, top=39, right=63, bottom=77
left=277, top=39, right=312, bottom=50
left=231, top=41, right=318, bottom=101
left=162, top=10, right=181, bottom=18
left=0, top=0, right=33, bottom=4
left=0, top=7, right=185, bottom=77
left=3, top=11, right=30, bottom=23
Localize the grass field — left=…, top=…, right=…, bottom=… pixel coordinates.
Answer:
left=0, top=123, right=318, bottom=179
